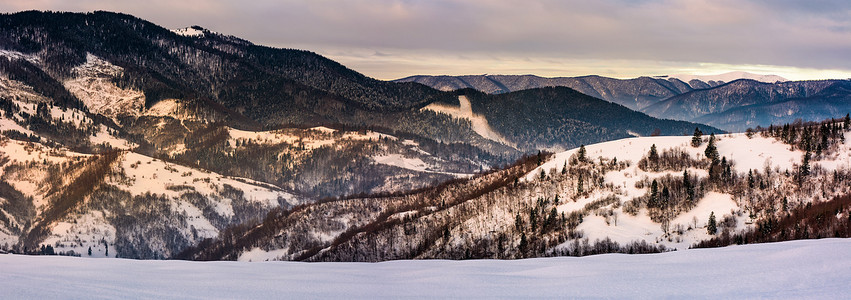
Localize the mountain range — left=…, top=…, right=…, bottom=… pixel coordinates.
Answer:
left=1, top=11, right=849, bottom=261
left=398, top=74, right=851, bottom=132
left=0, top=11, right=718, bottom=257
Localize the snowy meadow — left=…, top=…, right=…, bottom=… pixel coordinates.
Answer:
left=2, top=238, right=849, bottom=299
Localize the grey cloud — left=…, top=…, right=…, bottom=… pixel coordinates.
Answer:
left=1, top=0, right=850, bottom=74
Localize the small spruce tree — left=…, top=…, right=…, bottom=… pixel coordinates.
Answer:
left=707, top=211, right=717, bottom=235
left=748, top=169, right=755, bottom=189
left=704, top=133, right=719, bottom=162
left=649, top=179, right=659, bottom=208
left=649, top=144, right=658, bottom=162
left=691, top=127, right=703, bottom=147
left=683, top=170, right=694, bottom=201
left=577, top=145, right=587, bottom=162
left=801, top=150, right=811, bottom=177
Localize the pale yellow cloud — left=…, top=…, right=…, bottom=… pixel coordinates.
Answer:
left=313, top=46, right=851, bottom=81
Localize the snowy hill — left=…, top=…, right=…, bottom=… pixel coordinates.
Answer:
left=2, top=238, right=849, bottom=299
left=177, top=118, right=851, bottom=261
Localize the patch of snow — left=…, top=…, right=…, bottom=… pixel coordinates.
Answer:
left=114, top=152, right=299, bottom=208
left=423, top=96, right=514, bottom=147
left=43, top=211, right=117, bottom=258
left=310, top=126, right=337, bottom=134
left=238, top=247, right=291, bottom=262
left=64, top=53, right=145, bottom=119
left=171, top=27, right=205, bottom=37
left=372, top=154, right=471, bottom=177
left=89, top=124, right=136, bottom=150
left=0, top=49, right=40, bottom=65
left=0, top=75, right=50, bottom=103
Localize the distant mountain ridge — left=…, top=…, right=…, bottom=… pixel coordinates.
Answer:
left=395, top=72, right=785, bottom=111
left=663, top=71, right=787, bottom=85
left=398, top=73, right=851, bottom=132
left=395, top=74, right=698, bottom=110
left=643, top=79, right=850, bottom=131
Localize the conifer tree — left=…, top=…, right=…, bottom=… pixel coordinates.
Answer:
left=704, top=133, right=718, bottom=162
left=748, top=169, right=755, bottom=189
left=547, top=208, right=558, bottom=230
left=691, top=127, right=703, bottom=147
left=801, top=150, right=811, bottom=177
left=707, top=211, right=717, bottom=235
left=577, top=145, right=587, bottom=162
left=649, top=179, right=659, bottom=208
left=649, top=144, right=658, bottom=162
left=683, top=170, right=694, bottom=201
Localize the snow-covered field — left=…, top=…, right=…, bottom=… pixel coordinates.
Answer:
left=1, top=238, right=848, bottom=299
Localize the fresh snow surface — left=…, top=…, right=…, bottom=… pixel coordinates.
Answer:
left=1, top=239, right=849, bottom=299
left=423, top=95, right=514, bottom=147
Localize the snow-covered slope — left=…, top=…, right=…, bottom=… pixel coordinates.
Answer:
left=2, top=238, right=849, bottom=299
left=523, top=131, right=847, bottom=250
left=423, top=95, right=514, bottom=147
left=63, top=53, right=145, bottom=119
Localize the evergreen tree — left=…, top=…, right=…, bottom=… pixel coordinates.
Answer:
left=683, top=170, right=694, bottom=201
left=747, top=169, right=755, bottom=189
left=721, top=157, right=732, bottom=183
left=577, top=145, right=587, bottom=162
left=561, top=161, right=567, bottom=175
left=845, top=113, right=850, bottom=130
left=707, top=211, right=717, bottom=235
left=649, top=144, right=659, bottom=162
left=88, top=246, right=92, bottom=256
left=577, top=173, right=584, bottom=194
left=801, top=150, right=811, bottom=177
left=547, top=207, right=558, bottom=230
left=649, top=179, right=659, bottom=208
left=704, top=133, right=718, bottom=162
left=539, top=169, right=547, bottom=181
left=691, top=127, right=703, bottom=147
left=530, top=208, right=538, bottom=232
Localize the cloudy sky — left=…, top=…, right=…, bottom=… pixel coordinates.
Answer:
left=3, top=0, right=851, bottom=80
